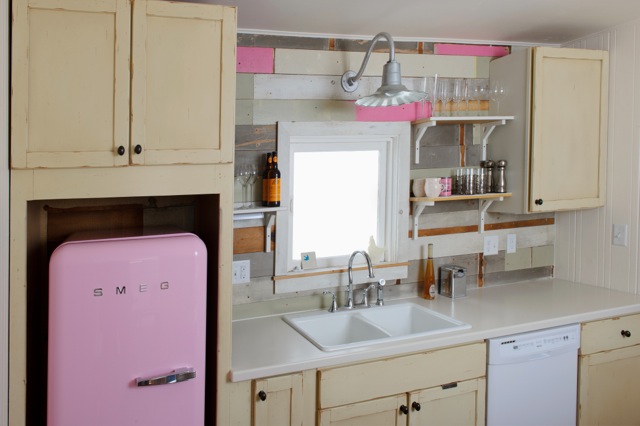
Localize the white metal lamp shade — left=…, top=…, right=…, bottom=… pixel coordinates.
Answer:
left=341, top=32, right=427, bottom=107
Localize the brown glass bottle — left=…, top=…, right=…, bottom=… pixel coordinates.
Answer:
left=266, top=151, right=281, bottom=207
left=422, top=243, right=436, bottom=300
left=261, top=152, right=272, bottom=207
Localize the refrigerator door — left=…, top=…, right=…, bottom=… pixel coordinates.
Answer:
left=48, top=232, right=207, bottom=426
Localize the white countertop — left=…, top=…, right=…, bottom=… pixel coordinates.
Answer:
left=231, top=278, right=640, bottom=382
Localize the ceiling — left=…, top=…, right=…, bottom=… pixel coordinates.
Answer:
left=210, top=0, right=640, bottom=45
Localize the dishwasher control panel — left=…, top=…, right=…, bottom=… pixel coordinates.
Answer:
left=488, top=324, right=581, bottom=363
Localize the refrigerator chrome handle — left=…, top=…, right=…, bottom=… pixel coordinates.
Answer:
left=136, top=367, right=196, bottom=387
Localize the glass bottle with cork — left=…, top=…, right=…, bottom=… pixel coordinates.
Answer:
left=266, top=151, right=281, bottom=207
left=422, top=243, right=436, bottom=300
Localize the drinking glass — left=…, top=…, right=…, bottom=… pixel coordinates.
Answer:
left=490, top=79, right=507, bottom=115
left=452, top=78, right=466, bottom=116
left=469, top=79, right=489, bottom=116
left=438, top=78, right=453, bottom=117
left=245, top=164, right=258, bottom=208
left=235, top=163, right=251, bottom=209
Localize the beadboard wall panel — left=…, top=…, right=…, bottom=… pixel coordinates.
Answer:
left=558, top=21, right=640, bottom=293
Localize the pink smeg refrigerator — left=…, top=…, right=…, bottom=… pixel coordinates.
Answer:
left=47, top=231, right=208, bottom=426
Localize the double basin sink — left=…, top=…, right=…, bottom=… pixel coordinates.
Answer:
left=283, top=302, right=470, bottom=352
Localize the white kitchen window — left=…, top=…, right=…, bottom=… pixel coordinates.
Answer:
left=274, top=122, right=410, bottom=293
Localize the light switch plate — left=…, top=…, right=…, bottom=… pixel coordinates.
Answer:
left=613, top=224, right=628, bottom=247
left=507, top=234, right=517, bottom=253
left=232, top=260, right=250, bottom=284
left=484, top=235, right=499, bottom=256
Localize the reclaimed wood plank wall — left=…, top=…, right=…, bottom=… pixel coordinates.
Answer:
left=232, top=33, right=554, bottom=305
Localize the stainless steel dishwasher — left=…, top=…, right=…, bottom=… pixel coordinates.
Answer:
left=486, top=324, right=581, bottom=426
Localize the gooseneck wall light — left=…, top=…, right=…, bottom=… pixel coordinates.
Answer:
left=341, top=32, right=427, bottom=107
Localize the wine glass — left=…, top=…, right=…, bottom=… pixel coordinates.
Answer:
left=235, top=163, right=251, bottom=209
left=469, top=79, right=488, bottom=116
left=452, top=78, right=466, bottom=116
left=245, top=164, right=258, bottom=208
left=490, top=79, right=507, bottom=115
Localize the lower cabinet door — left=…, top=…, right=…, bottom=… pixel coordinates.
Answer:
left=409, top=378, right=486, bottom=426
left=318, top=394, right=406, bottom=426
left=579, top=345, right=640, bottom=425
left=253, top=373, right=304, bottom=426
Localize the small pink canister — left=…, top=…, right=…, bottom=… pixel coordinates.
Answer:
left=440, top=177, right=452, bottom=197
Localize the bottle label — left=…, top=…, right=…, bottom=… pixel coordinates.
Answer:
left=267, top=178, right=280, bottom=202
left=428, top=284, right=436, bottom=298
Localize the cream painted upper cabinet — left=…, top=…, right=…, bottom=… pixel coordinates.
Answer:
left=11, top=0, right=236, bottom=169
left=488, top=47, right=608, bottom=213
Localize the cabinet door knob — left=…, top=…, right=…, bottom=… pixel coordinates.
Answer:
left=257, top=390, right=267, bottom=401
left=535, top=199, right=544, bottom=205
left=399, top=405, right=408, bottom=415
left=117, top=146, right=125, bottom=156
left=622, top=330, right=632, bottom=338
left=134, top=144, right=143, bottom=155
left=412, top=401, right=421, bottom=411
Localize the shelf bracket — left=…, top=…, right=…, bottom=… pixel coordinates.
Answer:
left=480, top=119, right=506, bottom=160
left=478, top=197, right=504, bottom=233
left=265, top=212, right=276, bottom=252
left=411, top=201, right=434, bottom=239
left=413, top=121, right=436, bottom=164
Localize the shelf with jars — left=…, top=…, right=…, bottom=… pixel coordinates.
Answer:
left=410, top=115, right=514, bottom=238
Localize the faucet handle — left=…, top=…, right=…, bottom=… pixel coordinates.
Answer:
left=376, top=279, right=386, bottom=306
left=323, top=290, right=338, bottom=312
left=361, top=284, right=376, bottom=307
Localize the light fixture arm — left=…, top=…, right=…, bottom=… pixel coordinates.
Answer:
left=341, top=32, right=396, bottom=93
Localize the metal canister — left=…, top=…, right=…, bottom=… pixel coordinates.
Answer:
left=494, top=159, right=507, bottom=193
left=482, top=160, right=495, bottom=193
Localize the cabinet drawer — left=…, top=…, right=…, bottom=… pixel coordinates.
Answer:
left=581, top=314, right=640, bottom=354
left=318, top=342, right=486, bottom=408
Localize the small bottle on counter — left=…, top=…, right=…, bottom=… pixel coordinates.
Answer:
left=422, top=243, right=436, bottom=300
left=266, top=151, right=281, bottom=207
left=261, top=152, right=272, bottom=206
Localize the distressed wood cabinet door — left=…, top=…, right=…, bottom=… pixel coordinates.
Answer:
left=409, top=378, right=486, bottom=426
left=579, top=315, right=640, bottom=425
left=11, top=0, right=235, bottom=169
left=488, top=47, right=608, bottom=214
left=11, top=0, right=131, bottom=168
left=253, top=373, right=304, bottom=426
left=318, top=394, right=406, bottom=426
left=529, top=47, right=608, bottom=212
left=130, top=0, right=235, bottom=166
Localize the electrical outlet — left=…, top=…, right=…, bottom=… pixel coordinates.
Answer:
left=484, top=235, right=499, bottom=256
left=507, top=234, right=517, bottom=254
left=613, top=224, right=628, bottom=247
left=232, top=260, right=250, bottom=284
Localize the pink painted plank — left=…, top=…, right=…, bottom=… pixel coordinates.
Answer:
left=237, top=47, right=274, bottom=73
left=434, top=44, right=509, bottom=57
left=355, top=101, right=432, bottom=122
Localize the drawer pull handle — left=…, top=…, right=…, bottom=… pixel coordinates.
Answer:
left=399, top=405, right=409, bottom=415
left=622, top=330, right=632, bottom=338
left=117, top=146, right=125, bottom=156
left=258, top=390, right=267, bottom=401
left=412, top=401, right=421, bottom=411
left=442, top=382, right=458, bottom=390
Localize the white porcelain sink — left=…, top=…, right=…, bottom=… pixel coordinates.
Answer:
left=283, top=302, right=470, bottom=351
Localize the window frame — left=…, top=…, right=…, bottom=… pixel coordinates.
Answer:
left=274, top=121, right=410, bottom=290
